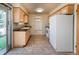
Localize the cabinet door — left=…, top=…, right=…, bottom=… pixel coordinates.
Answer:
left=13, top=8, right=25, bottom=22
left=60, top=5, right=73, bottom=15
left=13, top=31, right=26, bottom=47
left=13, top=8, right=20, bottom=22
left=25, top=30, right=30, bottom=43
left=20, top=10, right=24, bottom=22
left=24, top=15, right=28, bottom=23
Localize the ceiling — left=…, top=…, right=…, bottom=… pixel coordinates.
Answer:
left=21, top=3, right=61, bottom=14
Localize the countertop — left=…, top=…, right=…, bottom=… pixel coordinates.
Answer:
left=13, top=26, right=31, bottom=31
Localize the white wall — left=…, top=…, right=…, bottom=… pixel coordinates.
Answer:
left=29, top=13, right=49, bottom=35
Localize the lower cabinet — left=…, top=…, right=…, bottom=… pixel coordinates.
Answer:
left=13, top=30, right=31, bottom=48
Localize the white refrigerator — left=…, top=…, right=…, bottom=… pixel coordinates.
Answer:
left=49, top=15, right=73, bottom=52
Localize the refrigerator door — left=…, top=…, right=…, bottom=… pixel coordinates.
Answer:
left=56, top=15, right=73, bottom=52
left=49, top=15, right=73, bottom=52
left=49, top=16, right=56, bottom=49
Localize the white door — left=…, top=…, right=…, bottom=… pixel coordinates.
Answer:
left=33, top=18, right=42, bottom=35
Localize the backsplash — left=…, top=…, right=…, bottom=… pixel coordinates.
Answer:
left=13, top=22, right=24, bottom=29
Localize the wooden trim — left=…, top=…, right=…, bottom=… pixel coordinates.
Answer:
left=76, top=4, right=79, bottom=55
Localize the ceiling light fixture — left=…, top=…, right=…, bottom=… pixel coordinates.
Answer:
left=35, top=8, right=44, bottom=13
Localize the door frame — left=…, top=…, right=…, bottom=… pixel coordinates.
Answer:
left=0, top=3, right=9, bottom=54
left=73, top=4, right=77, bottom=54
left=75, top=4, right=79, bottom=55
left=4, top=3, right=13, bottom=54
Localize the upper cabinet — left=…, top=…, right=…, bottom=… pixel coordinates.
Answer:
left=60, top=5, right=74, bottom=15
left=20, top=9, right=25, bottom=22
left=13, top=7, right=29, bottom=23
left=49, top=4, right=74, bottom=16
left=13, top=7, right=20, bottom=22
left=24, top=14, right=29, bottom=23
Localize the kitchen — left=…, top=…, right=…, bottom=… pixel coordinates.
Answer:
left=0, top=3, right=78, bottom=55
left=13, top=5, right=31, bottom=47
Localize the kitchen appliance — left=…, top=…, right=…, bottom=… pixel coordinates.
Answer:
left=49, top=15, right=73, bottom=52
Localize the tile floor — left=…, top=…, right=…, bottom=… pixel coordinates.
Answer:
left=6, top=35, right=74, bottom=55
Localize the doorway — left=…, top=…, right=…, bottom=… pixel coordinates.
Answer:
left=33, top=16, right=43, bottom=35
left=0, top=4, right=12, bottom=54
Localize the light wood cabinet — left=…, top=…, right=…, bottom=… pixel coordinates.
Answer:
left=13, top=31, right=26, bottom=47
left=13, top=7, right=20, bottom=22
left=13, top=7, right=25, bottom=23
left=24, top=15, right=28, bottom=23
left=20, top=10, right=25, bottom=22
left=60, top=5, right=74, bottom=15
left=49, top=4, right=74, bottom=16
left=13, top=30, right=31, bottom=47
left=25, top=30, right=31, bottom=42
left=77, top=5, right=79, bottom=55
